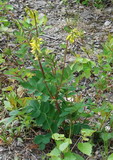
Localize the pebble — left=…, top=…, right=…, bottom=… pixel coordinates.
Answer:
left=104, top=20, right=111, bottom=26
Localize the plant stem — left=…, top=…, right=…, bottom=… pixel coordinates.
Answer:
left=61, top=40, right=68, bottom=83
left=38, top=58, right=52, bottom=97
left=34, top=11, right=60, bottom=112
left=69, top=119, right=72, bottom=139
left=55, top=40, right=69, bottom=100
left=34, top=12, right=39, bottom=37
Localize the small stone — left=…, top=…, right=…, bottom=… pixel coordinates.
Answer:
left=17, top=138, right=23, bottom=147
left=79, top=6, right=84, bottom=9
left=104, top=7, right=113, bottom=14
left=61, top=7, right=66, bottom=15
left=104, top=20, right=111, bottom=26
left=105, top=126, right=111, bottom=132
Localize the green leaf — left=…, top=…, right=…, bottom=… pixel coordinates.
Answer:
left=21, top=81, right=35, bottom=91
left=76, top=64, right=83, bottom=72
left=107, top=153, right=113, bottom=160
left=29, top=100, right=41, bottom=118
left=60, top=43, right=67, bottom=49
left=36, top=113, right=46, bottom=125
left=81, top=129, right=95, bottom=137
left=74, top=153, right=84, bottom=160
left=101, top=132, right=112, bottom=142
left=42, top=135, right=51, bottom=144
left=52, top=133, right=65, bottom=141
left=4, top=101, right=12, bottom=110
left=51, top=122, right=58, bottom=133
left=64, top=152, right=77, bottom=160
left=73, top=123, right=90, bottom=135
left=0, top=55, right=5, bottom=63
left=41, top=102, right=50, bottom=113
left=9, top=110, right=20, bottom=116
left=34, top=135, right=44, bottom=144
left=34, top=134, right=51, bottom=150
left=16, top=44, right=28, bottom=58
left=64, top=26, right=72, bottom=33
left=39, top=143, right=45, bottom=150
left=5, top=4, right=13, bottom=10
left=84, top=69, right=91, bottom=78
left=50, top=157, right=62, bottom=160
left=64, top=152, right=84, bottom=160
left=39, top=15, right=47, bottom=25
left=36, top=78, right=45, bottom=91
left=47, top=147, right=61, bottom=157
left=34, top=91, right=42, bottom=96
left=78, top=142, right=92, bottom=156
left=0, top=116, right=15, bottom=126
left=59, top=138, right=72, bottom=152
left=41, top=95, right=49, bottom=102
left=34, top=133, right=51, bottom=145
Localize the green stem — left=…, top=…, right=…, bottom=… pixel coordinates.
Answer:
left=34, top=12, right=39, bottom=37
left=34, top=11, right=60, bottom=112
left=55, top=40, right=69, bottom=97
left=69, top=119, right=72, bottom=139
left=61, top=40, right=68, bottom=83
left=38, top=57, right=52, bottom=97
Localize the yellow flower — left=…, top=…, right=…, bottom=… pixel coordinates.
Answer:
left=30, top=37, right=43, bottom=59
left=66, top=28, right=84, bottom=44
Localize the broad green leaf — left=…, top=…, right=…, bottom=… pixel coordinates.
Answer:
left=42, top=137, right=50, bottom=144
left=107, top=153, right=113, bottom=160
left=47, top=148, right=60, bottom=157
left=52, top=133, right=65, bottom=141
left=0, top=116, right=15, bottom=126
left=76, top=64, right=83, bottom=72
left=84, top=69, right=91, bottom=78
left=101, top=132, right=112, bottom=142
left=39, top=143, right=45, bottom=150
left=64, top=152, right=77, bottom=160
left=5, top=4, right=13, bottom=10
left=73, top=123, right=90, bottom=135
left=21, top=81, right=35, bottom=91
left=59, top=142, right=69, bottom=152
left=41, top=102, right=50, bottom=113
left=64, top=26, right=72, bottom=33
left=36, top=114, right=46, bottom=125
left=49, top=157, right=61, bottom=160
left=78, top=142, right=92, bottom=156
left=34, top=91, right=42, bottom=96
left=29, top=100, right=41, bottom=118
left=34, top=135, right=44, bottom=144
left=64, top=152, right=84, bottom=160
left=9, top=110, right=20, bottom=116
left=4, top=101, right=12, bottom=110
left=34, top=133, right=51, bottom=145
left=41, top=95, right=49, bottom=102
left=81, top=129, right=95, bottom=137
left=74, top=153, right=84, bottom=160
left=36, top=78, right=45, bottom=91
left=31, top=109, right=41, bottom=118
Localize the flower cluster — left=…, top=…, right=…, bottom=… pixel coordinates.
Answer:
left=66, top=28, right=84, bottom=43
left=30, top=37, right=43, bottom=60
